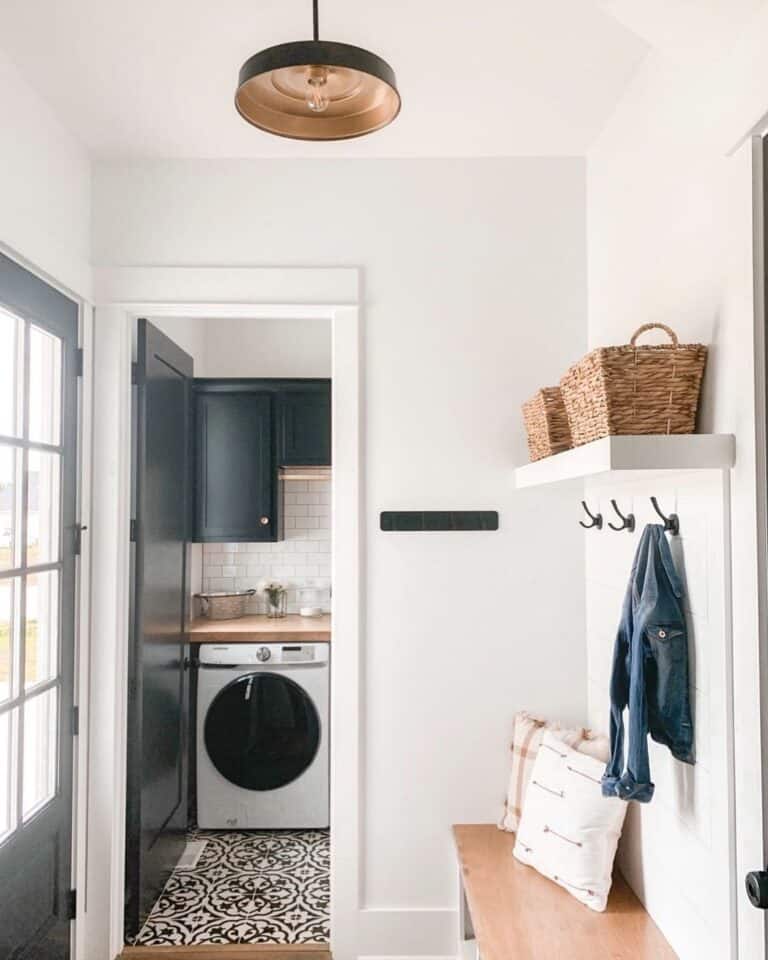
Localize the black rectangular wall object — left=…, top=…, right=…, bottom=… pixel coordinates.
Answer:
left=380, top=511, right=499, bottom=532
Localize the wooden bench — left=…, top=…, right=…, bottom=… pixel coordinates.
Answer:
left=453, top=825, right=676, bottom=959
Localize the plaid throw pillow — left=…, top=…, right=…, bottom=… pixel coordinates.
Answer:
left=498, top=711, right=608, bottom=833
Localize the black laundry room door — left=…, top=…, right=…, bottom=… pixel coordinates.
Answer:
left=125, top=319, right=193, bottom=940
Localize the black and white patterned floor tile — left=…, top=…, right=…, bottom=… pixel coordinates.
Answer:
left=132, top=829, right=330, bottom=946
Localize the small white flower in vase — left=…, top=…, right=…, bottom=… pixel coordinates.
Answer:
left=259, top=579, right=287, bottom=618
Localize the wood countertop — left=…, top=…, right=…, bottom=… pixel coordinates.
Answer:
left=188, top=614, right=331, bottom=643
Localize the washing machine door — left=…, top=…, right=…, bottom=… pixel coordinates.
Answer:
left=204, top=672, right=321, bottom=791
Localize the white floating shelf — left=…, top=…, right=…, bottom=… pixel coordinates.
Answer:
left=513, top=434, right=736, bottom=489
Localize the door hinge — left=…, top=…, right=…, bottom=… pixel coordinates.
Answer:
left=72, top=705, right=80, bottom=737
left=66, top=889, right=77, bottom=920
left=131, top=361, right=140, bottom=385
left=73, top=523, right=88, bottom=557
left=130, top=518, right=137, bottom=542
left=75, top=348, right=84, bottom=378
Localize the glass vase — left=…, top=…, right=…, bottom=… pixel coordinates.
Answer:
left=267, top=592, right=287, bottom=618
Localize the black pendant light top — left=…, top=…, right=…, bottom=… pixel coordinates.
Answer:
left=235, top=0, right=401, bottom=141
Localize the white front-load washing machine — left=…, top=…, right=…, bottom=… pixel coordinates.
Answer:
left=197, top=642, right=329, bottom=829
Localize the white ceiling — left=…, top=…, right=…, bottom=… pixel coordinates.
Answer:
left=0, top=0, right=762, bottom=158
left=594, top=0, right=764, bottom=52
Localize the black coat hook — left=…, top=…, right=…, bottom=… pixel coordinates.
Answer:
left=579, top=500, right=603, bottom=530
left=650, top=496, right=680, bottom=535
left=608, top=499, right=635, bottom=532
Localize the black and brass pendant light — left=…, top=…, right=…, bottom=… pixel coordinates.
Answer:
left=235, top=0, right=401, bottom=141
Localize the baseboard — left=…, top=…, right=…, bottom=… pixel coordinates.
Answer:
left=357, top=907, right=457, bottom=958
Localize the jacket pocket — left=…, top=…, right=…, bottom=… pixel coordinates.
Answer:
left=646, top=625, right=686, bottom=663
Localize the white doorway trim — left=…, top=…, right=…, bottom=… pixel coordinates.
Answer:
left=86, top=266, right=361, bottom=960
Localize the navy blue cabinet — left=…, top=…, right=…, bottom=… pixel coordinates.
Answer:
left=193, top=379, right=330, bottom=542
left=194, top=388, right=276, bottom=542
left=280, top=383, right=332, bottom=466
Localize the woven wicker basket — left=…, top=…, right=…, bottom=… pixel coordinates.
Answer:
left=196, top=589, right=256, bottom=620
left=559, top=323, right=707, bottom=447
left=522, top=387, right=573, bottom=462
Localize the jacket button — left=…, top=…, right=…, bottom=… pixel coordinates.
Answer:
left=658, top=630, right=667, bottom=638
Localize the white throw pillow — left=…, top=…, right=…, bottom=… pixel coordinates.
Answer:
left=499, top=711, right=610, bottom=833
left=513, top=730, right=627, bottom=912
left=498, top=712, right=585, bottom=833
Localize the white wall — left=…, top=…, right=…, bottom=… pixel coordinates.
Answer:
left=151, top=315, right=208, bottom=370
left=153, top=315, right=332, bottom=378
left=0, top=49, right=91, bottom=298
left=92, top=157, right=588, bottom=955
left=200, top=316, right=331, bottom=378
left=586, top=15, right=768, bottom=956
left=585, top=473, right=732, bottom=959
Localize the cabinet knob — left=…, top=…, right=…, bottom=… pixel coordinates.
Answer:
left=746, top=871, right=768, bottom=908
left=260, top=516, right=270, bottom=526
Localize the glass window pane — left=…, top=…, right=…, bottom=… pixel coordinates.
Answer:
left=0, top=578, right=19, bottom=704
left=0, top=309, right=21, bottom=438
left=28, top=325, right=62, bottom=445
left=0, top=709, right=17, bottom=842
left=24, top=571, right=58, bottom=691
left=26, top=450, right=61, bottom=566
left=22, top=687, right=57, bottom=820
left=0, top=445, right=20, bottom=572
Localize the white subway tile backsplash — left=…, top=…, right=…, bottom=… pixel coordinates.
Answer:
left=201, top=480, right=332, bottom=614
left=306, top=553, right=329, bottom=565
left=292, top=541, right=314, bottom=554
left=206, top=578, right=232, bottom=591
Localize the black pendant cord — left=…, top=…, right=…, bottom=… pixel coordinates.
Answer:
left=313, top=0, right=319, bottom=40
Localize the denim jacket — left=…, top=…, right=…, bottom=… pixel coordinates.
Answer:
left=602, top=524, right=694, bottom=803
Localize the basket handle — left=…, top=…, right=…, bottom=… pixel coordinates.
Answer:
left=630, top=323, right=679, bottom=348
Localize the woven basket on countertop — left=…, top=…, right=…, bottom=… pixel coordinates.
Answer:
left=522, top=387, right=573, bottom=462
left=196, top=589, right=256, bottom=620
left=559, top=323, right=708, bottom=447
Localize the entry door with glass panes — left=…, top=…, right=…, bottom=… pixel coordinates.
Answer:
left=0, top=252, right=79, bottom=960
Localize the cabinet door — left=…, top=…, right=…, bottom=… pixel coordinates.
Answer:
left=281, top=384, right=331, bottom=466
left=194, top=391, right=275, bottom=541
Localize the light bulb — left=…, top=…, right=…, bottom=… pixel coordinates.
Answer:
left=306, top=67, right=330, bottom=113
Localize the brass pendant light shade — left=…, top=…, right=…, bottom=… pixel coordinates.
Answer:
left=235, top=1, right=401, bottom=141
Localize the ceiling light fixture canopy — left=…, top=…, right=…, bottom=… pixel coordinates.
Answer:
left=235, top=0, right=401, bottom=141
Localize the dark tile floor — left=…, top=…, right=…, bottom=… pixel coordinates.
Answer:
left=132, top=829, right=330, bottom=946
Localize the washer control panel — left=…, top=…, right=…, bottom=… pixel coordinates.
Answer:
left=199, top=643, right=329, bottom=667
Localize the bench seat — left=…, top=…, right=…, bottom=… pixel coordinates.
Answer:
left=453, top=824, right=676, bottom=959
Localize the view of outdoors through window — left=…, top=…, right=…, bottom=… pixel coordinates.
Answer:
left=0, top=307, right=62, bottom=840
